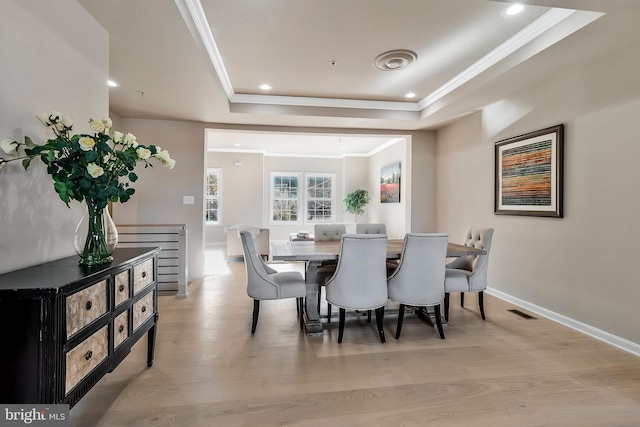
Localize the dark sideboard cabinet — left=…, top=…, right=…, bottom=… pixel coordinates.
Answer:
left=0, top=247, right=160, bottom=408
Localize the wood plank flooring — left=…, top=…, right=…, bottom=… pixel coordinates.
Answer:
left=70, top=248, right=640, bottom=426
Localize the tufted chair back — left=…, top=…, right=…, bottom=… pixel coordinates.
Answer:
left=314, top=224, right=347, bottom=241
left=444, top=227, right=494, bottom=321
left=356, top=223, right=387, bottom=235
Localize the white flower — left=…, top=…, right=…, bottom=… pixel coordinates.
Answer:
left=154, top=149, right=171, bottom=163
left=123, top=133, right=138, bottom=148
left=136, top=147, right=151, bottom=159
left=60, top=116, right=73, bottom=129
left=1, top=139, right=18, bottom=155
left=154, top=149, right=175, bottom=169
left=102, top=117, right=112, bottom=129
left=113, top=131, right=124, bottom=143
left=87, top=163, right=104, bottom=178
left=37, top=112, right=52, bottom=126
left=0, top=159, right=5, bottom=170
left=78, top=137, right=96, bottom=151
left=164, top=157, right=176, bottom=169
left=89, top=119, right=105, bottom=133
left=54, top=122, right=65, bottom=132
left=49, top=111, right=62, bottom=122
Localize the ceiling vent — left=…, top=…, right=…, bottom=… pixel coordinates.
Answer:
left=374, top=49, right=418, bottom=71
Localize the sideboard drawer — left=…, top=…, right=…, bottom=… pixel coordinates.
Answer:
left=65, top=325, right=109, bottom=394
left=133, top=290, right=154, bottom=331
left=113, top=310, right=129, bottom=349
left=133, top=258, right=154, bottom=294
left=114, top=270, right=130, bottom=307
left=66, top=280, right=108, bottom=338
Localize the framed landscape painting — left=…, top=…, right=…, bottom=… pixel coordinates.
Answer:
left=380, top=162, right=400, bottom=203
left=494, top=124, right=564, bottom=217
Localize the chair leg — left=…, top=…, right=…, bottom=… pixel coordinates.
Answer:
left=298, top=297, right=304, bottom=330
left=434, top=304, right=445, bottom=339
left=338, top=308, right=346, bottom=343
left=327, top=303, right=332, bottom=323
left=367, top=310, right=372, bottom=323
left=479, top=291, right=486, bottom=320
left=375, top=307, right=386, bottom=343
left=444, top=293, right=450, bottom=321
left=395, top=304, right=405, bottom=339
left=460, top=292, right=465, bottom=307
left=251, top=299, right=260, bottom=334
left=317, top=288, right=321, bottom=313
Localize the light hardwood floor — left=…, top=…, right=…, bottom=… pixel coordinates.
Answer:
left=70, top=248, right=640, bottom=426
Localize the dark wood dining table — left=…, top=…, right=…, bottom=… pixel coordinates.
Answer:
left=271, top=238, right=486, bottom=335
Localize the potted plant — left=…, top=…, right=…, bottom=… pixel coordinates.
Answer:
left=343, top=189, right=371, bottom=223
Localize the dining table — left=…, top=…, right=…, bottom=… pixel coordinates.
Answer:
left=270, top=238, right=487, bottom=335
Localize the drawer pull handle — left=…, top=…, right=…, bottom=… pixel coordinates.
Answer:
left=141, top=306, right=147, bottom=313
left=142, top=271, right=147, bottom=278
left=119, top=325, right=125, bottom=333
left=119, top=284, right=125, bottom=292
left=85, top=301, right=92, bottom=310
left=85, top=350, right=93, bottom=360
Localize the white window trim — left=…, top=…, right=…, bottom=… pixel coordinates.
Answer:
left=269, top=171, right=336, bottom=225
left=304, top=172, right=336, bottom=224
left=270, top=171, right=303, bottom=225
left=206, top=168, right=221, bottom=225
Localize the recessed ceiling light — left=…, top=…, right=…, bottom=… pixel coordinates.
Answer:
left=503, top=4, right=525, bottom=17
left=108, top=80, right=118, bottom=87
left=405, top=92, right=417, bottom=99
left=259, top=83, right=272, bottom=91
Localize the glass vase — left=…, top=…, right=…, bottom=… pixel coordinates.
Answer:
left=74, top=200, right=118, bottom=266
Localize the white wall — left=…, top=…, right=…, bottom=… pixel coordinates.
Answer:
left=0, top=0, right=108, bottom=273
left=368, top=139, right=409, bottom=239
left=436, top=42, right=640, bottom=346
left=203, top=133, right=437, bottom=244
left=204, top=151, right=264, bottom=244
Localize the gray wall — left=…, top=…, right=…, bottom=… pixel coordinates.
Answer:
left=112, top=119, right=207, bottom=283
left=436, top=42, right=640, bottom=347
left=0, top=0, right=108, bottom=274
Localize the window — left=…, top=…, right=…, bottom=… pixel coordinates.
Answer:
left=306, top=173, right=334, bottom=222
left=205, top=168, right=221, bottom=224
left=270, top=172, right=335, bottom=224
left=271, top=172, right=301, bottom=223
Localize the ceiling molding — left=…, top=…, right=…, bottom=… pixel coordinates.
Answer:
left=418, top=8, right=576, bottom=110
left=177, top=0, right=592, bottom=120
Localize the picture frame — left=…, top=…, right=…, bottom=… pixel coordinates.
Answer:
left=380, top=162, right=401, bottom=203
left=494, top=124, right=564, bottom=217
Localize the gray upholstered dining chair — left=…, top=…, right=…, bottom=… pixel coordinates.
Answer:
left=313, top=224, right=347, bottom=313
left=240, top=230, right=307, bottom=334
left=355, top=223, right=387, bottom=234
left=387, top=233, right=448, bottom=339
left=444, top=227, right=494, bottom=321
left=314, top=224, right=347, bottom=241
left=324, top=234, right=389, bottom=343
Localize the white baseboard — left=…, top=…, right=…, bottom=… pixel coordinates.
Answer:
left=486, top=287, right=640, bottom=358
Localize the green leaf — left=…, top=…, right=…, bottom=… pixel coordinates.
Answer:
left=84, top=150, right=98, bottom=163
left=24, top=136, right=36, bottom=147
left=128, top=172, right=138, bottom=182
left=22, top=158, right=32, bottom=169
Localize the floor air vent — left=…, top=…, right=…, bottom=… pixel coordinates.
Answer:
left=508, top=309, right=537, bottom=319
